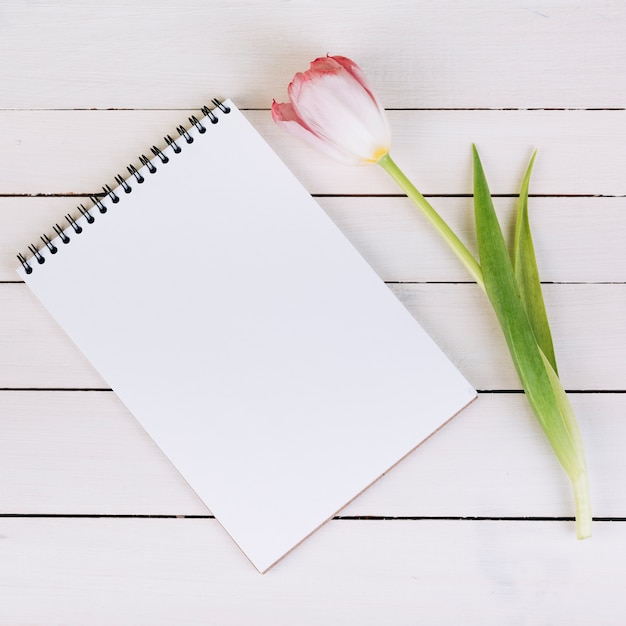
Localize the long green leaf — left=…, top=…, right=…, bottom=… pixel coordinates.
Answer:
left=513, top=151, right=558, bottom=373
left=472, top=145, right=590, bottom=537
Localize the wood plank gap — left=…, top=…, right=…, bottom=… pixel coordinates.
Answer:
left=0, top=388, right=621, bottom=394
left=7, top=280, right=624, bottom=287
left=0, top=513, right=213, bottom=519
left=312, top=193, right=626, bottom=198
left=385, top=108, right=626, bottom=112
left=0, top=513, right=623, bottom=523
left=476, top=389, right=626, bottom=394
left=2, top=108, right=624, bottom=112
left=0, top=387, right=113, bottom=392
left=384, top=280, right=626, bottom=286
left=334, top=515, right=625, bottom=522
left=1, top=193, right=624, bottom=199
left=0, top=193, right=96, bottom=198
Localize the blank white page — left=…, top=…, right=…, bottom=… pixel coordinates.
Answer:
left=17, top=101, right=475, bottom=572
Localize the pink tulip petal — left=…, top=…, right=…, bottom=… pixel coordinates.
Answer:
left=273, top=55, right=391, bottom=165
left=271, top=100, right=301, bottom=125
left=289, top=70, right=390, bottom=163
left=271, top=100, right=363, bottom=165
left=327, top=56, right=377, bottom=100
left=308, top=56, right=342, bottom=73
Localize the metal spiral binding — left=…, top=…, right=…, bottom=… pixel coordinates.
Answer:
left=150, top=146, right=169, bottom=163
left=138, top=154, right=157, bottom=174
left=127, top=164, right=144, bottom=184
left=40, top=234, right=57, bottom=254
left=77, top=203, right=95, bottom=224
left=176, top=125, right=194, bottom=144
left=201, top=106, right=218, bottom=124
left=65, top=214, right=82, bottom=234
left=16, top=100, right=231, bottom=276
left=115, top=174, right=132, bottom=194
left=102, top=184, right=120, bottom=204
left=89, top=195, right=108, bottom=214
left=52, top=223, right=70, bottom=244
left=165, top=135, right=182, bottom=154
left=189, top=116, right=206, bottom=134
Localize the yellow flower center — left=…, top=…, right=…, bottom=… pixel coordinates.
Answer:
left=371, top=147, right=390, bottom=162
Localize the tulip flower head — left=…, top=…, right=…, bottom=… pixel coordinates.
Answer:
left=271, top=55, right=391, bottom=166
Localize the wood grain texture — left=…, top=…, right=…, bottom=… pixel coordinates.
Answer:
left=1, top=517, right=625, bottom=625
left=0, top=391, right=623, bottom=518
left=4, top=196, right=626, bottom=283
left=0, top=1, right=623, bottom=109
left=2, top=110, right=626, bottom=195
left=2, top=283, right=622, bottom=390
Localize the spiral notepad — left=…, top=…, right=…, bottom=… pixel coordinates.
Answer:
left=16, top=100, right=475, bottom=572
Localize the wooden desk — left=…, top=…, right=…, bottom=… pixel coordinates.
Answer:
left=1, top=1, right=625, bottom=623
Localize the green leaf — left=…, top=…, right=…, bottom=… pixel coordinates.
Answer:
left=472, top=145, right=590, bottom=537
left=513, top=151, right=558, bottom=374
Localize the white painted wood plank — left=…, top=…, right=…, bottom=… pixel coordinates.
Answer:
left=0, top=390, right=208, bottom=516
left=2, top=283, right=623, bottom=390
left=5, top=196, right=626, bottom=284
left=345, top=392, right=622, bottom=519
left=0, top=1, right=624, bottom=109
left=322, top=196, right=626, bottom=284
left=390, top=283, right=626, bottom=392
left=0, top=391, right=623, bottom=519
left=0, top=285, right=105, bottom=389
left=2, top=110, right=626, bottom=195
left=0, top=517, right=624, bottom=625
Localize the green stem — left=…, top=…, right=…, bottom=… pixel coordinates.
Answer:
left=378, top=153, right=485, bottom=291
left=574, top=472, right=592, bottom=539
left=539, top=351, right=592, bottom=539
left=379, top=151, right=592, bottom=539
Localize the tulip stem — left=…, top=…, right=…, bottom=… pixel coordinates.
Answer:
left=378, top=153, right=485, bottom=291
left=574, top=471, right=592, bottom=539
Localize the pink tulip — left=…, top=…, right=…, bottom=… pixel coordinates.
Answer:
left=271, top=55, right=391, bottom=166
left=273, top=57, right=592, bottom=541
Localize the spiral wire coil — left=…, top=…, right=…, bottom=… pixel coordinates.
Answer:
left=17, top=99, right=231, bottom=275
